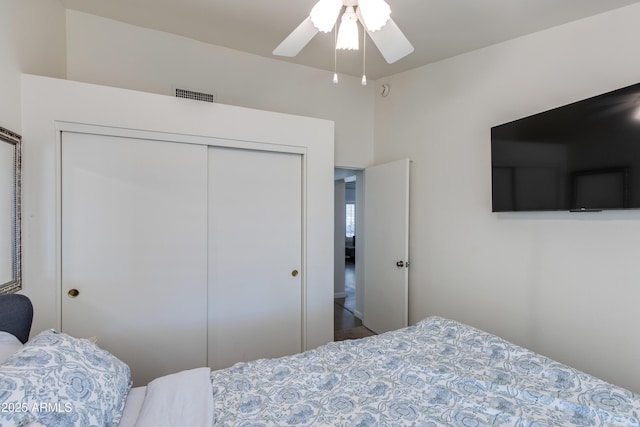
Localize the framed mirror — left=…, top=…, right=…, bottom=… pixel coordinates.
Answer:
left=0, top=126, right=21, bottom=294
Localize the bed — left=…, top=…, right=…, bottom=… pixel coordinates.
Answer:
left=1, top=295, right=640, bottom=426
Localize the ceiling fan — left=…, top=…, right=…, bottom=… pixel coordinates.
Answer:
left=273, top=0, right=414, bottom=65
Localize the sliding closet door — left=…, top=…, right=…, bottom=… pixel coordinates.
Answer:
left=208, top=147, right=302, bottom=370
left=61, top=132, right=208, bottom=386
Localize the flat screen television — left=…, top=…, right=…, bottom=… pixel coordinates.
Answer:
left=491, top=82, right=640, bottom=212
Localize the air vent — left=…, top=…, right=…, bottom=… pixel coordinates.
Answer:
left=175, top=88, right=215, bottom=103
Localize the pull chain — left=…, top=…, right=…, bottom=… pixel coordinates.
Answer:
left=361, top=25, right=367, bottom=86
left=333, top=24, right=339, bottom=84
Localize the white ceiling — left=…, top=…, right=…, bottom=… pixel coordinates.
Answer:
left=61, top=0, right=640, bottom=80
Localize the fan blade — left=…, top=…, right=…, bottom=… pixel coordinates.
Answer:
left=273, top=16, right=319, bottom=57
left=359, top=14, right=414, bottom=64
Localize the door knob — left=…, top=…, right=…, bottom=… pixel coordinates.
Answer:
left=396, top=261, right=404, bottom=267
left=67, top=288, right=80, bottom=298
left=291, top=270, right=299, bottom=277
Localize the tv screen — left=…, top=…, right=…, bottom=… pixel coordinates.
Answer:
left=491, top=82, right=640, bottom=212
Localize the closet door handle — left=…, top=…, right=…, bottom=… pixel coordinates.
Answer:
left=67, top=288, right=80, bottom=298
left=291, top=270, right=299, bottom=277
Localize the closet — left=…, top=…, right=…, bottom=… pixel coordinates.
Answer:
left=61, top=131, right=303, bottom=385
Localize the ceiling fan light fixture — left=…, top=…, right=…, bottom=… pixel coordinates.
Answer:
left=336, top=7, right=359, bottom=50
left=310, top=0, right=343, bottom=33
left=273, top=0, right=414, bottom=67
left=357, top=0, right=391, bottom=32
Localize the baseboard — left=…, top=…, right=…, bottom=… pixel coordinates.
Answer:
left=334, top=292, right=346, bottom=299
left=354, top=310, right=363, bottom=319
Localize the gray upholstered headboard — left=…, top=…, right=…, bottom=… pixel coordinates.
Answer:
left=0, top=294, right=33, bottom=344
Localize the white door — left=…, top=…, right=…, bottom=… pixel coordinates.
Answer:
left=207, top=147, right=303, bottom=370
left=363, top=159, right=410, bottom=334
left=61, top=132, right=208, bottom=386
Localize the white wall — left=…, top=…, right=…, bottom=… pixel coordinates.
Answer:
left=374, top=3, right=640, bottom=393
left=20, top=75, right=335, bottom=352
left=65, top=10, right=373, bottom=168
left=0, top=0, right=66, bottom=132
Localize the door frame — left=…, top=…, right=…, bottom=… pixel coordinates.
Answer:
left=55, top=121, right=310, bottom=348
left=334, top=167, right=365, bottom=320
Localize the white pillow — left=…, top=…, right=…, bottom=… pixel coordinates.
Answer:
left=0, top=331, right=23, bottom=363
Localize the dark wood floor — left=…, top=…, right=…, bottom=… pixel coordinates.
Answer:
left=334, top=263, right=376, bottom=341
left=334, top=300, right=362, bottom=330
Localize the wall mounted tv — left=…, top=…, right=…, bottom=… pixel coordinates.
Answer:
left=491, top=82, right=640, bottom=212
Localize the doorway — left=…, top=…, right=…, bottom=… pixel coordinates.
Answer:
left=334, top=168, right=373, bottom=340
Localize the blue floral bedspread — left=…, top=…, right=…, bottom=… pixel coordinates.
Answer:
left=210, top=317, right=640, bottom=426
